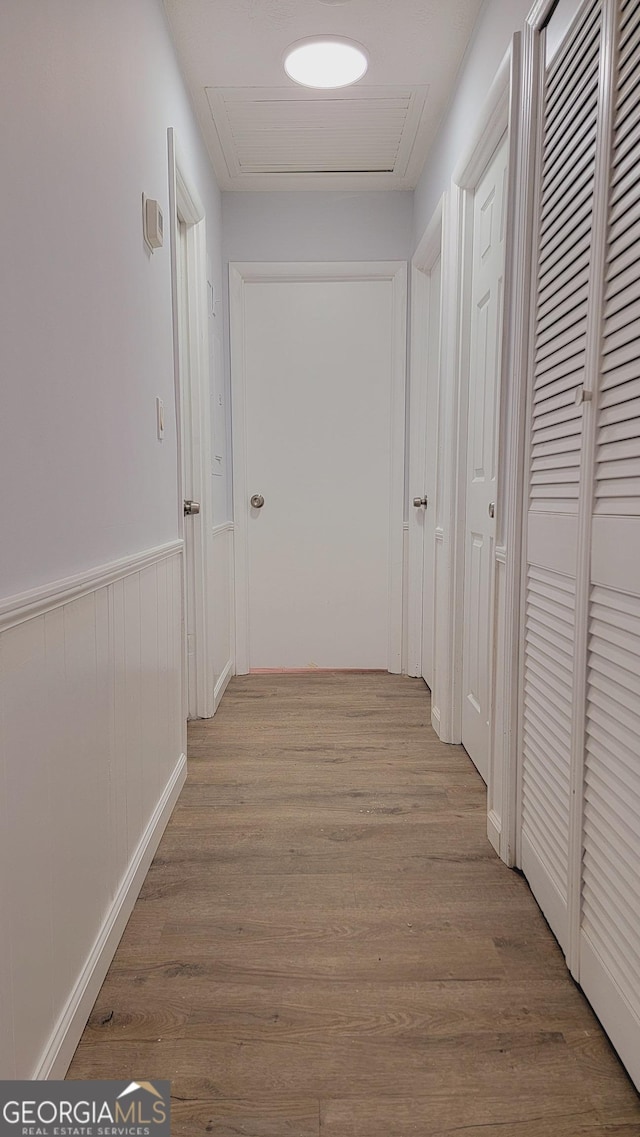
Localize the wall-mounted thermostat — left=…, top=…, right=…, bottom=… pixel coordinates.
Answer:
left=143, top=195, right=163, bottom=251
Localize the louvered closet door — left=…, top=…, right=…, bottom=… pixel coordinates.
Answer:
left=580, top=0, right=640, bottom=1088
left=521, top=0, right=602, bottom=954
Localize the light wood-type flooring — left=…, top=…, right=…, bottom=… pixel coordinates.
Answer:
left=68, top=674, right=640, bottom=1135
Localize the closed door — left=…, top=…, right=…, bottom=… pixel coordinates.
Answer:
left=232, top=268, right=405, bottom=671
left=461, top=134, right=509, bottom=781
left=418, top=256, right=442, bottom=692
left=521, top=0, right=601, bottom=957
left=519, top=0, right=640, bottom=1090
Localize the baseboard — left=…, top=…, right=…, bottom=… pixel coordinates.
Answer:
left=431, top=704, right=441, bottom=736
left=36, top=754, right=187, bottom=1080
left=487, top=808, right=501, bottom=855
left=214, top=659, right=234, bottom=709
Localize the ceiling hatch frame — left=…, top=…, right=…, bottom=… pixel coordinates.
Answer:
left=206, top=85, right=430, bottom=190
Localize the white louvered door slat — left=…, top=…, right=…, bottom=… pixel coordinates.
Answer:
left=580, top=0, right=640, bottom=1091
left=521, top=0, right=602, bottom=953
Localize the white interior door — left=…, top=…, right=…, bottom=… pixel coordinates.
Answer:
left=169, top=134, right=215, bottom=720
left=176, top=220, right=197, bottom=709
left=232, top=267, right=405, bottom=672
left=418, top=257, right=442, bottom=691
left=579, top=0, right=640, bottom=1088
left=520, top=0, right=601, bottom=958
left=461, top=134, right=509, bottom=781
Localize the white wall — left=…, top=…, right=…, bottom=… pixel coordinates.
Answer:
left=0, top=0, right=227, bottom=602
left=412, top=0, right=532, bottom=246
left=223, top=191, right=413, bottom=263
left=0, top=0, right=226, bottom=1079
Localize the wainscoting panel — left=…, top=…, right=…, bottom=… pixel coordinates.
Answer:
left=0, top=541, right=186, bottom=1079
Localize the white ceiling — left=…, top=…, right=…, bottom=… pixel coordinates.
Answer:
left=163, top=0, right=485, bottom=191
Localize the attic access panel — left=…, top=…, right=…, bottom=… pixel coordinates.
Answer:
left=206, top=85, right=429, bottom=183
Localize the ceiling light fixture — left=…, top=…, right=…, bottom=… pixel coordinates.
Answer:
left=283, top=36, right=368, bottom=89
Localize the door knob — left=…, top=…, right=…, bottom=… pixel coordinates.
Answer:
left=488, top=502, right=495, bottom=518
left=413, top=496, right=428, bottom=508
left=250, top=494, right=265, bottom=509
left=184, top=499, right=200, bottom=516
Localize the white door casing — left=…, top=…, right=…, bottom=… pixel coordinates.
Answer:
left=461, top=134, right=509, bottom=782
left=230, top=262, right=406, bottom=674
left=407, top=196, right=445, bottom=710
left=420, top=257, right=442, bottom=694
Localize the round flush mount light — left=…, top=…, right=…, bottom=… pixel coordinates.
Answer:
left=283, top=36, right=368, bottom=89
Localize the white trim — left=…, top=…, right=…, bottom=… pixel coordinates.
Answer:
left=230, top=260, right=407, bottom=675
left=487, top=809, right=502, bottom=853
left=230, top=261, right=407, bottom=284
left=37, top=753, right=187, bottom=1079
left=453, top=50, right=513, bottom=189
left=407, top=196, right=445, bottom=679
left=168, top=130, right=215, bottom=719
left=214, top=659, right=234, bottom=709
left=527, top=0, right=558, bottom=29
left=433, top=185, right=463, bottom=743
left=515, top=18, right=547, bottom=873
left=413, top=196, right=446, bottom=273
left=0, top=541, right=183, bottom=633
left=402, top=521, right=410, bottom=676
left=212, top=521, right=234, bottom=536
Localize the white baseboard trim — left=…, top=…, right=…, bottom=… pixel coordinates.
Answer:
left=36, top=753, right=187, bottom=1080
left=214, top=659, right=234, bottom=710
left=431, top=705, right=441, bottom=736
left=487, top=808, right=501, bottom=855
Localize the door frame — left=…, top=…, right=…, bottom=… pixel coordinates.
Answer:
left=407, top=196, right=445, bottom=719
left=438, top=40, right=523, bottom=861
left=168, top=129, right=215, bottom=719
left=229, top=260, right=407, bottom=676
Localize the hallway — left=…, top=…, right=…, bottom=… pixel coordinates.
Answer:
left=67, top=675, right=640, bottom=1134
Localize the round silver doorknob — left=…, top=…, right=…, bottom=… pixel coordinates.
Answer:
left=488, top=502, right=496, bottom=518
left=183, top=499, right=200, bottom=516
left=250, top=494, right=265, bottom=509
left=413, top=496, right=428, bottom=508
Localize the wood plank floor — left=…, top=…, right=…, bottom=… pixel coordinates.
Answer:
left=68, top=674, right=640, bottom=1135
